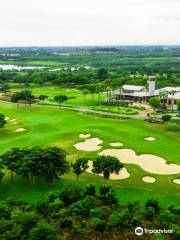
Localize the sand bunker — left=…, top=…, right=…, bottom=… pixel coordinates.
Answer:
left=110, top=142, right=123, bottom=147
left=74, top=138, right=103, bottom=151
left=15, top=128, right=26, bottom=133
left=172, top=179, right=180, bottom=185
left=144, top=137, right=156, bottom=141
left=86, top=160, right=130, bottom=180
left=98, top=149, right=180, bottom=175
left=79, top=133, right=91, bottom=139
left=142, top=176, right=156, bottom=183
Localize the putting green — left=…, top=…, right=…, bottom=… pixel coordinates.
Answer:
left=0, top=101, right=179, bottom=204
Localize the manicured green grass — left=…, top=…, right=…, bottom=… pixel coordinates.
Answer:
left=11, top=85, right=106, bottom=106
left=0, top=101, right=179, bottom=205
left=92, top=105, right=139, bottom=115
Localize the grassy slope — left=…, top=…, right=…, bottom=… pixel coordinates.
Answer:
left=0, top=101, right=179, bottom=206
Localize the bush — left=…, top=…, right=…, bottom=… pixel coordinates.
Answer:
left=145, top=199, right=161, bottom=214
left=29, top=221, right=57, bottom=240
left=60, top=186, right=83, bottom=206
left=144, top=207, right=156, bottom=221
left=71, top=196, right=95, bottom=216
left=91, top=218, right=106, bottom=232
left=90, top=208, right=104, bottom=219
left=85, top=184, right=96, bottom=196
left=60, top=217, right=73, bottom=228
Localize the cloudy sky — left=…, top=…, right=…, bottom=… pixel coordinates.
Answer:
left=0, top=0, right=180, bottom=46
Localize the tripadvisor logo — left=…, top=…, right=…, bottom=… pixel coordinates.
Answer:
left=135, top=227, right=143, bottom=236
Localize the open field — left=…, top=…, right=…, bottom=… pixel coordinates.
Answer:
left=0, top=101, right=179, bottom=206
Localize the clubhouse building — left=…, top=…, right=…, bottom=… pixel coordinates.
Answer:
left=114, top=76, right=180, bottom=110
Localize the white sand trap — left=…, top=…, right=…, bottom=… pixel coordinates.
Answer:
left=86, top=160, right=130, bottom=180
left=98, top=149, right=180, bottom=175
left=15, top=128, right=26, bottom=133
left=5, top=117, right=9, bottom=121
left=142, top=176, right=156, bottom=183
left=144, top=137, right=156, bottom=141
left=74, top=138, right=102, bottom=151
left=79, top=133, right=91, bottom=139
left=172, top=179, right=180, bottom=185
left=110, top=142, right=123, bottom=147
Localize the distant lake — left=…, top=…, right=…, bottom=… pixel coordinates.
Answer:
left=0, top=64, right=48, bottom=71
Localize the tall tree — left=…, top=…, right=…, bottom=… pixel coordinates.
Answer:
left=72, top=158, right=88, bottom=181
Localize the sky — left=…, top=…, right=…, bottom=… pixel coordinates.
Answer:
left=0, top=0, right=180, bottom=46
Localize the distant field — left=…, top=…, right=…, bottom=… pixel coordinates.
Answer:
left=0, top=101, right=179, bottom=205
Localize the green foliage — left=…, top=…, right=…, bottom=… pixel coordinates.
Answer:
left=70, top=196, right=95, bottom=216
left=72, top=158, right=88, bottom=181
left=161, top=114, right=172, bottom=123
left=1, top=147, right=69, bottom=183
left=29, top=221, right=57, bottom=240
left=85, top=184, right=96, bottom=196
left=149, top=97, right=161, bottom=110
left=90, top=207, right=104, bottom=219
left=60, top=186, right=83, bottom=206
left=11, top=90, right=35, bottom=104
left=91, top=218, right=106, bottom=232
left=0, top=114, right=6, bottom=128
left=145, top=199, right=161, bottom=214
left=93, top=156, right=123, bottom=180
left=99, top=185, right=118, bottom=206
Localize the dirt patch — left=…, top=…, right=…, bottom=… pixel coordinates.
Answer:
left=142, top=176, right=156, bottom=183
left=86, top=160, right=130, bottom=180
left=15, top=128, right=26, bottom=133
left=110, top=142, right=123, bottom=147
left=172, top=179, right=180, bottom=185
left=74, top=138, right=102, bottom=151
left=144, top=137, right=156, bottom=141
left=79, top=133, right=91, bottom=139
left=98, top=149, right=180, bottom=175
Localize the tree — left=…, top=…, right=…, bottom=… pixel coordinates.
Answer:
left=161, top=114, right=172, bottom=123
left=54, top=95, right=68, bottom=109
left=0, top=84, right=10, bottom=94
left=149, top=97, right=161, bottom=111
left=1, top=147, right=70, bottom=183
left=72, top=158, right=88, bottom=181
left=11, top=90, right=35, bottom=107
left=97, top=68, right=108, bottom=80
left=92, top=156, right=123, bottom=181
left=39, top=95, right=48, bottom=101
left=81, top=89, right=89, bottom=104
left=0, top=114, right=6, bottom=128
left=29, top=221, right=57, bottom=240
left=1, top=148, right=28, bottom=180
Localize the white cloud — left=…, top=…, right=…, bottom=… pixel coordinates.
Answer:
left=0, top=0, right=179, bottom=46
